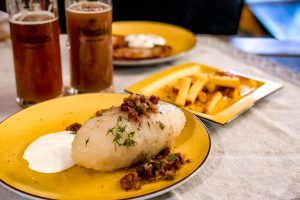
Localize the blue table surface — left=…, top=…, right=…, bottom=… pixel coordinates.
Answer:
left=266, top=56, right=300, bottom=72
left=249, top=1, right=300, bottom=41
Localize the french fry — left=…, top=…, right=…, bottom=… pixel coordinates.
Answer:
left=186, top=77, right=209, bottom=104
left=232, top=87, right=240, bottom=99
left=193, top=72, right=211, bottom=79
left=175, top=77, right=192, bottom=106
left=209, top=76, right=240, bottom=88
left=205, top=83, right=216, bottom=93
left=164, top=85, right=173, bottom=93
left=186, top=102, right=204, bottom=112
left=197, top=91, right=208, bottom=103
left=172, top=85, right=180, bottom=94
left=204, top=91, right=223, bottom=114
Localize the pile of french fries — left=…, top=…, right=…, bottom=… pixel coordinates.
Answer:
left=164, top=72, right=247, bottom=115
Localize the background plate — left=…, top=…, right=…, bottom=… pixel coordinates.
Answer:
left=112, top=21, right=196, bottom=66
left=0, top=94, right=210, bottom=199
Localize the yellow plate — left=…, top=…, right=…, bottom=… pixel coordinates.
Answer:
left=0, top=94, right=210, bottom=199
left=112, top=21, right=196, bottom=66
left=125, top=62, right=283, bottom=125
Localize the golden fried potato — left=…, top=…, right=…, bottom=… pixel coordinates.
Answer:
left=204, top=91, right=223, bottom=114
left=186, top=77, right=208, bottom=105
left=205, top=83, right=217, bottom=93
left=197, top=91, right=208, bottom=103
left=209, top=76, right=240, bottom=88
left=175, top=78, right=192, bottom=106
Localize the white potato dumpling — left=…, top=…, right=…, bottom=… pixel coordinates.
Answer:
left=72, top=103, right=186, bottom=171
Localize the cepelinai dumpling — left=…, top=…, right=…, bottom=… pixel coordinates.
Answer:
left=72, top=94, right=186, bottom=171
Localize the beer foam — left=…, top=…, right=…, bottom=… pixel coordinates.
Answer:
left=67, top=2, right=111, bottom=14
left=10, top=11, right=57, bottom=25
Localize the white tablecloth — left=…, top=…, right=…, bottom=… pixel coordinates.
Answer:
left=0, top=35, right=299, bottom=200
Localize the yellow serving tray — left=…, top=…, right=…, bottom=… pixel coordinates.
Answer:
left=125, top=62, right=283, bottom=125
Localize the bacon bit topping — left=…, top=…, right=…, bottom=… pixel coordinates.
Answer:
left=120, top=147, right=187, bottom=191
left=120, top=172, right=141, bottom=191
left=95, top=110, right=103, bottom=117
left=65, top=123, right=82, bottom=132
left=120, top=94, right=160, bottom=121
left=95, top=108, right=113, bottom=117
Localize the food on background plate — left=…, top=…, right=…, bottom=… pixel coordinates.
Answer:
left=162, top=71, right=261, bottom=115
left=113, top=34, right=172, bottom=60
left=23, top=94, right=187, bottom=190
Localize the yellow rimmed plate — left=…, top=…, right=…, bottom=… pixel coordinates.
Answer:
left=112, top=21, right=196, bottom=66
left=0, top=93, right=210, bottom=199
left=125, top=62, right=283, bottom=125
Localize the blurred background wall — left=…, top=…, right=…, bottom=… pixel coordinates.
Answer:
left=0, top=0, right=299, bottom=41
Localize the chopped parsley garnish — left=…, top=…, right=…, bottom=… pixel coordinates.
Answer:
left=107, top=116, right=137, bottom=148
left=113, top=132, right=123, bottom=145
left=85, top=138, right=90, bottom=147
left=147, top=122, right=151, bottom=129
left=137, top=122, right=142, bottom=130
left=139, top=153, right=152, bottom=162
left=117, top=125, right=126, bottom=133
left=165, top=175, right=175, bottom=181
left=128, top=131, right=135, bottom=136
left=167, top=154, right=177, bottom=162
left=118, top=116, right=122, bottom=122
left=107, top=127, right=114, bottom=135
left=156, top=121, right=165, bottom=130
left=123, top=137, right=136, bottom=148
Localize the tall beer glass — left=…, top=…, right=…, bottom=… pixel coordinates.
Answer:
left=65, top=0, right=113, bottom=94
left=7, top=0, right=63, bottom=106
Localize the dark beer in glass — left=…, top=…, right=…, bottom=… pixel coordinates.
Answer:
left=8, top=1, right=63, bottom=106
left=65, top=0, right=113, bottom=93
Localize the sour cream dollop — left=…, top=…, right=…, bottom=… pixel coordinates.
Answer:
left=125, top=34, right=166, bottom=48
left=23, top=131, right=75, bottom=173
